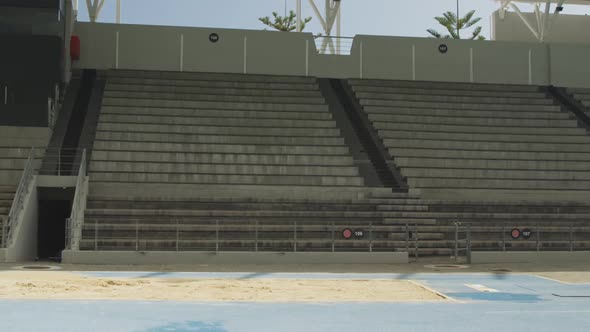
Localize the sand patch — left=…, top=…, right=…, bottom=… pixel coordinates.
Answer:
left=0, top=271, right=444, bottom=302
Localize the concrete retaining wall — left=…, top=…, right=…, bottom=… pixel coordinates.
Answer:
left=471, top=251, right=590, bottom=264
left=62, top=250, right=409, bottom=265
left=73, top=22, right=590, bottom=88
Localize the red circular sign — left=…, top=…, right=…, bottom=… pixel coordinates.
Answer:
left=511, top=229, right=521, bottom=239
left=342, top=228, right=353, bottom=239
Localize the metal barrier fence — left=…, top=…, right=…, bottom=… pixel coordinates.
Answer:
left=314, top=35, right=354, bottom=55
left=65, top=149, right=87, bottom=250
left=38, top=148, right=84, bottom=176
left=1, top=148, right=36, bottom=248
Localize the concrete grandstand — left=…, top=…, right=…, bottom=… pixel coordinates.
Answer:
left=1, top=0, right=590, bottom=266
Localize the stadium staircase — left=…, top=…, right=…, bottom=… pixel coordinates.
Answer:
left=79, top=71, right=444, bottom=256
left=569, top=88, right=590, bottom=117
left=348, top=79, right=590, bottom=252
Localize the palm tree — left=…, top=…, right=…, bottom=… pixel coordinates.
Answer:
left=259, top=10, right=312, bottom=32
left=427, top=10, right=485, bottom=40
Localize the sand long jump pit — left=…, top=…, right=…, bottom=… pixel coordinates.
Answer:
left=0, top=271, right=446, bottom=302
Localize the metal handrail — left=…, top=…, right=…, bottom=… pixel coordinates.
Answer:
left=1, top=148, right=36, bottom=248
left=313, top=35, right=354, bottom=55
left=39, top=148, right=84, bottom=176
left=65, top=149, right=87, bottom=250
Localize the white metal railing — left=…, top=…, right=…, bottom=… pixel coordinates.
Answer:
left=39, top=148, right=84, bottom=176
left=65, top=149, right=87, bottom=250
left=314, top=35, right=354, bottom=55
left=1, top=148, right=36, bottom=248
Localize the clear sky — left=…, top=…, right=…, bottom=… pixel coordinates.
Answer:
left=77, top=0, right=590, bottom=39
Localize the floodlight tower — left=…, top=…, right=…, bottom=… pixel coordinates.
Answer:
left=495, top=0, right=567, bottom=42
left=307, top=0, right=342, bottom=53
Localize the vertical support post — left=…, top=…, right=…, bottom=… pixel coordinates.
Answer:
left=116, top=0, right=121, bottom=23
left=359, top=42, right=363, bottom=79
left=336, top=2, right=342, bottom=55
left=412, top=45, right=416, bottom=81
left=115, top=31, right=120, bottom=69
left=243, top=37, right=248, bottom=74
left=179, top=34, right=184, bottom=72
left=529, top=49, right=533, bottom=85
left=3, top=86, right=7, bottom=105
left=293, top=220, right=297, bottom=253
left=469, top=48, right=474, bottom=83
left=58, top=149, right=61, bottom=176
left=331, top=220, right=335, bottom=253
left=305, top=40, right=309, bottom=77
left=255, top=220, right=258, bottom=252
left=215, top=220, right=219, bottom=253
left=296, top=0, right=302, bottom=32
left=135, top=220, right=139, bottom=251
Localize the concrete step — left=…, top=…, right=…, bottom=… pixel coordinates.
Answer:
left=364, top=106, right=571, bottom=119
left=388, top=232, right=444, bottom=240
left=376, top=205, right=429, bottom=212
left=402, top=168, right=590, bottom=181
left=97, top=123, right=342, bottom=137
left=107, top=77, right=320, bottom=91
left=380, top=130, right=590, bottom=144
left=96, top=132, right=346, bottom=146
left=0, top=148, right=45, bottom=159
left=101, top=98, right=330, bottom=113
left=91, top=151, right=355, bottom=166
left=90, top=173, right=365, bottom=186
left=370, top=114, right=576, bottom=128
left=395, top=157, right=590, bottom=171
left=381, top=211, right=590, bottom=220
left=389, top=147, right=590, bottom=161
left=356, top=91, right=554, bottom=105
left=0, top=159, right=42, bottom=170
left=108, top=70, right=317, bottom=84
left=99, top=114, right=337, bottom=129
left=375, top=122, right=585, bottom=136
left=85, top=209, right=385, bottom=218
left=89, top=161, right=361, bottom=177
left=0, top=139, right=49, bottom=149
left=0, top=126, right=51, bottom=139
left=105, top=83, right=324, bottom=97
left=407, top=178, right=590, bottom=190
left=100, top=106, right=333, bottom=120
left=103, top=91, right=327, bottom=105
left=0, top=171, right=25, bottom=186
left=384, top=139, right=590, bottom=153
left=92, top=141, right=352, bottom=156
left=360, top=99, right=560, bottom=112
left=349, top=79, right=540, bottom=92
left=352, top=85, right=546, bottom=99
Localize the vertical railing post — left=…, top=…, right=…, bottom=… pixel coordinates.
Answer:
left=414, top=224, right=419, bottom=260
left=255, top=220, right=259, bottom=252
left=135, top=220, right=139, bottom=251
left=175, top=219, right=179, bottom=252
left=331, top=220, right=335, bottom=253
left=454, top=222, right=459, bottom=261
left=293, top=220, right=297, bottom=253
left=94, top=220, right=98, bottom=250
left=58, top=149, right=61, bottom=176
left=405, top=224, right=409, bottom=254
left=369, top=220, right=373, bottom=253
left=215, top=220, right=219, bottom=253
left=502, top=222, right=506, bottom=252
left=466, top=224, right=472, bottom=264
left=536, top=222, right=541, bottom=251
left=569, top=223, right=574, bottom=252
